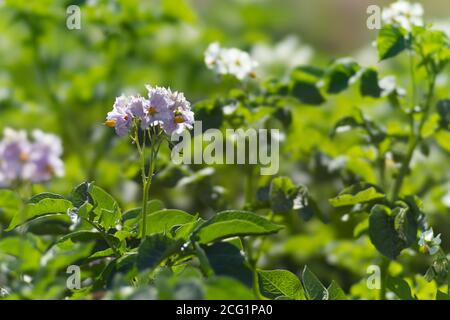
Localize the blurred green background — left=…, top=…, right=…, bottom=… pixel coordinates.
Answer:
left=1, top=0, right=450, bottom=297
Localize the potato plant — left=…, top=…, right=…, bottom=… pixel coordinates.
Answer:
left=1, top=0, right=450, bottom=300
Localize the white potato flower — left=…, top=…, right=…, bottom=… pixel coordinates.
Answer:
left=382, top=0, right=424, bottom=32
left=204, top=42, right=258, bottom=81
left=418, top=228, right=441, bottom=255
left=251, top=36, right=313, bottom=76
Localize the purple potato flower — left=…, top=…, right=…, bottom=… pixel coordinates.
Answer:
left=105, top=95, right=133, bottom=136
left=0, top=128, right=31, bottom=185
left=25, top=130, right=65, bottom=183
left=0, top=128, right=65, bottom=186
left=105, top=85, right=195, bottom=138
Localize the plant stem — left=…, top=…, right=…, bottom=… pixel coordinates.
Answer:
left=141, top=129, right=161, bottom=239
left=408, top=49, right=417, bottom=110
left=245, top=165, right=255, bottom=205
left=447, top=257, right=450, bottom=295
left=242, top=238, right=265, bottom=300
left=379, top=256, right=390, bottom=300
left=391, top=75, right=436, bottom=200
left=141, top=175, right=152, bottom=239
left=84, top=218, right=120, bottom=257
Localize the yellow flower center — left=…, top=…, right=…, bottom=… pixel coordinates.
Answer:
left=105, top=119, right=117, bottom=128
left=419, top=245, right=428, bottom=254
left=148, top=106, right=157, bottom=116
left=19, top=152, right=29, bottom=162
left=46, top=165, right=55, bottom=175
left=174, top=115, right=185, bottom=124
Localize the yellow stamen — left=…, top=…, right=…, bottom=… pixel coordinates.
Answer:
left=174, top=115, right=185, bottom=124
left=19, top=152, right=29, bottom=162
left=419, top=246, right=428, bottom=254
left=148, top=106, right=157, bottom=116
left=105, top=119, right=116, bottom=128
left=46, top=165, right=55, bottom=175
left=249, top=71, right=257, bottom=79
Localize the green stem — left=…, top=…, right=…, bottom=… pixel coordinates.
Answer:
left=391, top=75, right=436, bottom=200
left=447, top=257, right=450, bottom=295
left=84, top=218, right=120, bottom=257
left=408, top=49, right=417, bottom=111
left=242, top=238, right=265, bottom=300
left=245, top=165, right=255, bottom=205
left=141, top=129, right=160, bottom=239
left=141, top=175, right=152, bottom=239
left=379, top=257, right=390, bottom=300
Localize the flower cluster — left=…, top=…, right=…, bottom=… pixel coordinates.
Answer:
left=251, top=35, right=313, bottom=76
left=204, top=42, right=258, bottom=80
left=382, top=0, right=424, bottom=32
left=419, top=228, right=442, bottom=255
left=0, top=128, right=65, bottom=186
left=105, top=85, right=194, bottom=137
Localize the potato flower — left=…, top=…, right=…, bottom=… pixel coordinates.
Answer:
left=419, top=228, right=442, bottom=255
left=204, top=42, right=258, bottom=80
left=105, top=85, right=194, bottom=137
left=382, top=0, right=424, bottom=32
left=0, top=128, right=64, bottom=186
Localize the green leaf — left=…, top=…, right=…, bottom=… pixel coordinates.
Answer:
left=377, top=25, right=407, bottom=61
left=369, top=205, right=406, bottom=260
left=353, top=217, right=369, bottom=237
left=136, top=234, right=181, bottom=271
left=301, top=266, right=328, bottom=300
left=204, top=242, right=253, bottom=287
left=434, top=130, right=450, bottom=152
left=29, top=192, right=65, bottom=204
left=27, top=215, right=71, bottom=235
left=387, top=276, right=416, bottom=300
left=436, top=290, right=450, bottom=300
left=327, top=281, right=347, bottom=300
left=88, top=248, right=115, bottom=261
left=193, top=99, right=223, bottom=132
left=56, top=230, right=114, bottom=245
left=70, top=182, right=93, bottom=208
left=268, top=176, right=319, bottom=220
left=331, top=116, right=363, bottom=137
left=329, top=184, right=385, bottom=207
left=0, top=236, right=41, bottom=271
left=144, top=209, right=196, bottom=236
left=258, top=269, right=306, bottom=300
left=269, top=176, right=298, bottom=214
left=290, top=66, right=325, bottom=105
left=421, top=113, right=440, bottom=138
left=174, top=218, right=203, bottom=240
left=7, top=198, right=73, bottom=231
left=193, top=210, right=283, bottom=244
left=89, top=185, right=121, bottom=230
left=205, top=276, right=254, bottom=300
left=360, top=68, right=382, bottom=98
left=0, top=190, right=21, bottom=222
left=122, top=200, right=164, bottom=228
left=394, top=207, right=418, bottom=247
left=437, top=99, right=450, bottom=128
left=324, top=58, right=360, bottom=94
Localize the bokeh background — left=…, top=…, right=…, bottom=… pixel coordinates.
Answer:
left=1, top=0, right=450, bottom=298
